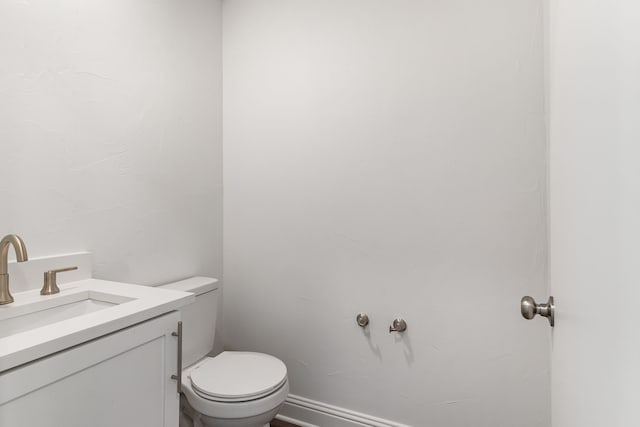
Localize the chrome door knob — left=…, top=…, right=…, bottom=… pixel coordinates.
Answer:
left=521, top=296, right=555, bottom=327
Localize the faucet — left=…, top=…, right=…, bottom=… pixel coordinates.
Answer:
left=0, top=234, right=28, bottom=305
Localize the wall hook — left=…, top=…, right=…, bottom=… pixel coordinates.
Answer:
left=356, top=313, right=369, bottom=327
left=389, top=318, right=407, bottom=333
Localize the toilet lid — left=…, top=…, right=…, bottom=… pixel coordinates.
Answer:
left=190, top=352, right=288, bottom=402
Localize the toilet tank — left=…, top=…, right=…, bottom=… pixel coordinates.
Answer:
left=158, top=277, right=220, bottom=368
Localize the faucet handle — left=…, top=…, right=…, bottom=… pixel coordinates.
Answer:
left=41, top=266, right=78, bottom=295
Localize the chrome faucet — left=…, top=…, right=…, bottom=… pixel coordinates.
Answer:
left=0, top=234, right=28, bottom=305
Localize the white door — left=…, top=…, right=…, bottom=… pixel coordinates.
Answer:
left=548, top=1, right=640, bottom=426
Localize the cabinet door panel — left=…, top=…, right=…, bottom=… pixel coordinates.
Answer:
left=0, top=312, right=180, bottom=427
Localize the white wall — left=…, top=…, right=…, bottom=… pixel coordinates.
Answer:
left=223, top=1, right=549, bottom=426
left=0, top=0, right=222, bottom=285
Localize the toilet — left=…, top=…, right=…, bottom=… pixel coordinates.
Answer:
left=159, top=277, right=289, bottom=427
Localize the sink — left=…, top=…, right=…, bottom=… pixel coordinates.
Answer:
left=0, top=279, right=194, bottom=373
left=0, top=291, right=133, bottom=339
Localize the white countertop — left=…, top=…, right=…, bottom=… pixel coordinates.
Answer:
left=0, top=279, right=194, bottom=373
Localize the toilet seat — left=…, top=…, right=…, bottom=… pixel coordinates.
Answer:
left=190, top=351, right=288, bottom=403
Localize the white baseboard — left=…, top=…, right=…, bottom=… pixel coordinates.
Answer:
left=276, top=394, right=412, bottom=427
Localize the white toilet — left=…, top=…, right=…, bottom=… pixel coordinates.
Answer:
left=159, top=277, right=289, bottom=427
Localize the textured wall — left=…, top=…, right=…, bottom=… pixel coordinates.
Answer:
left=222, top=1, right=549, bottom=425
left=0, top=0, right=222, bottom=285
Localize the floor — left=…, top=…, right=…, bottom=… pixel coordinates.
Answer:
left=270, top=419, right=300, bottom=427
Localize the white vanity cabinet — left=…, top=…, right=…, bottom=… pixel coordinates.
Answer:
left=0, top=311, right=181, bottom=427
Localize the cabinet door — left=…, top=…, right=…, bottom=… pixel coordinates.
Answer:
left=0, top=312, right=180, bottom=427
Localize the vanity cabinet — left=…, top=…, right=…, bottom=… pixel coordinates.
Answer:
left=0, top=311, right=181, bottom=427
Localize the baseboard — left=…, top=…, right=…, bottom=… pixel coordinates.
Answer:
left=276, top=394, right=411, bottom=427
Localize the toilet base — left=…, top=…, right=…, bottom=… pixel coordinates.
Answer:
left=180, top=393, right=281, bottom=427
left=198, top=412, right=278, bottom=427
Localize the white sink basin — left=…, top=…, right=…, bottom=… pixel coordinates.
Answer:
left=0, top=291, right=133, bottom=339
left=0, top=279, right=194, bottom=373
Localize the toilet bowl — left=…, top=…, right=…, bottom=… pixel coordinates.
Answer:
left=158, top=277, right=289, bottom=427
left=180, top=352, right=289, bottom=427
